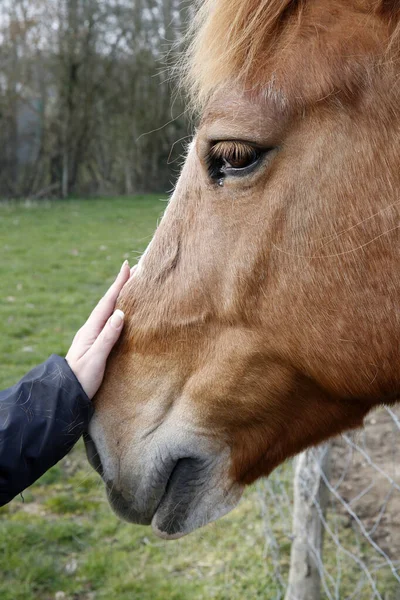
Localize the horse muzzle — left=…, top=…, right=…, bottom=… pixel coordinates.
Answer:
left=84, top=419, right=243, bottom=539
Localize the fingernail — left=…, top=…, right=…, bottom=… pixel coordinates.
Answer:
left=110, top=309, right=125, bottom=329
left=120, top=260, right=129, bottom=272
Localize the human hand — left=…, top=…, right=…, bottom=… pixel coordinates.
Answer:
left=66, top=260, right=131, bottom=399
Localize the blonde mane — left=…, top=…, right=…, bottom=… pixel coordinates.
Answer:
left=183, top=0, right=301, bottom=110
left=182, top=0, right=400, bottom=112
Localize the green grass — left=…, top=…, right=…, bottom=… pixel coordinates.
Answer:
left=0, top=197, right=284, bottom=600
left=0, top=460, right=276, bottom=600
left=0, top=196, right=163, bottom=389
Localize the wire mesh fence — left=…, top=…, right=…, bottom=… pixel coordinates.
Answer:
left=257, top=406, right=400, bottom=600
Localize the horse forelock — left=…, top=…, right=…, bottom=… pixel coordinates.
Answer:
left=183, top=0, right=400, bottom=113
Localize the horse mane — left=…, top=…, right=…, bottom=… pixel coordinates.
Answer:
left=182, top=0, right=400, bottom=112
left=183, top=0, right=302, bottom=110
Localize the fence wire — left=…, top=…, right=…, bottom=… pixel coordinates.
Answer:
left=256, top=406, right=400, bottom=600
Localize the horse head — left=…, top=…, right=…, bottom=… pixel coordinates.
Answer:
left=86, top=0, right=400, bottom=538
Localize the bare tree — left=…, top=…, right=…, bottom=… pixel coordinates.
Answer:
left=0, top=0, right=189, bottom=198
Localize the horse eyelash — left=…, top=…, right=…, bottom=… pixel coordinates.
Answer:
left=209, top=141, right=256, bottom=162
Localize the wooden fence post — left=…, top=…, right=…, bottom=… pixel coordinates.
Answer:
left=285, top=444, right=331, bottom=600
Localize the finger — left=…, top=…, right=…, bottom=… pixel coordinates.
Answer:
left=84, top=261, right=130, bottom=338
left=85, top=309, right=125, bottom=365
left=130, top=264, right=138, bottom=278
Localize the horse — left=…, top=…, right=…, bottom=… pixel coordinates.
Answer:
left=85, top=0, right=400, bottom=539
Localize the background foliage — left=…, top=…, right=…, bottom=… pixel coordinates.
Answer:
left=0, top=0, right=191, bottom=199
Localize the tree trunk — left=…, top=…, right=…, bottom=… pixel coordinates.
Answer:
left=62, top=146, right=69, bottom=198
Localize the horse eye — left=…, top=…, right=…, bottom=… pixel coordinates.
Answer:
left=207, top=141, right=262, bottom=181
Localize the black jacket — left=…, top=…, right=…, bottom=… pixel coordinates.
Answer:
left=0, top=355, right=93, bottom=506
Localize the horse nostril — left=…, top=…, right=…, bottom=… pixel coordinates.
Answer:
left=84, top=432, right=104, bottom=478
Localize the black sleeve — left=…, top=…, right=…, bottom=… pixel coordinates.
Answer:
left=0, top=354, right=93, bottom=506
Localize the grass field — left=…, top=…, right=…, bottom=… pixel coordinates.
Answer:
left=0, top=197, right=286, bottom=600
